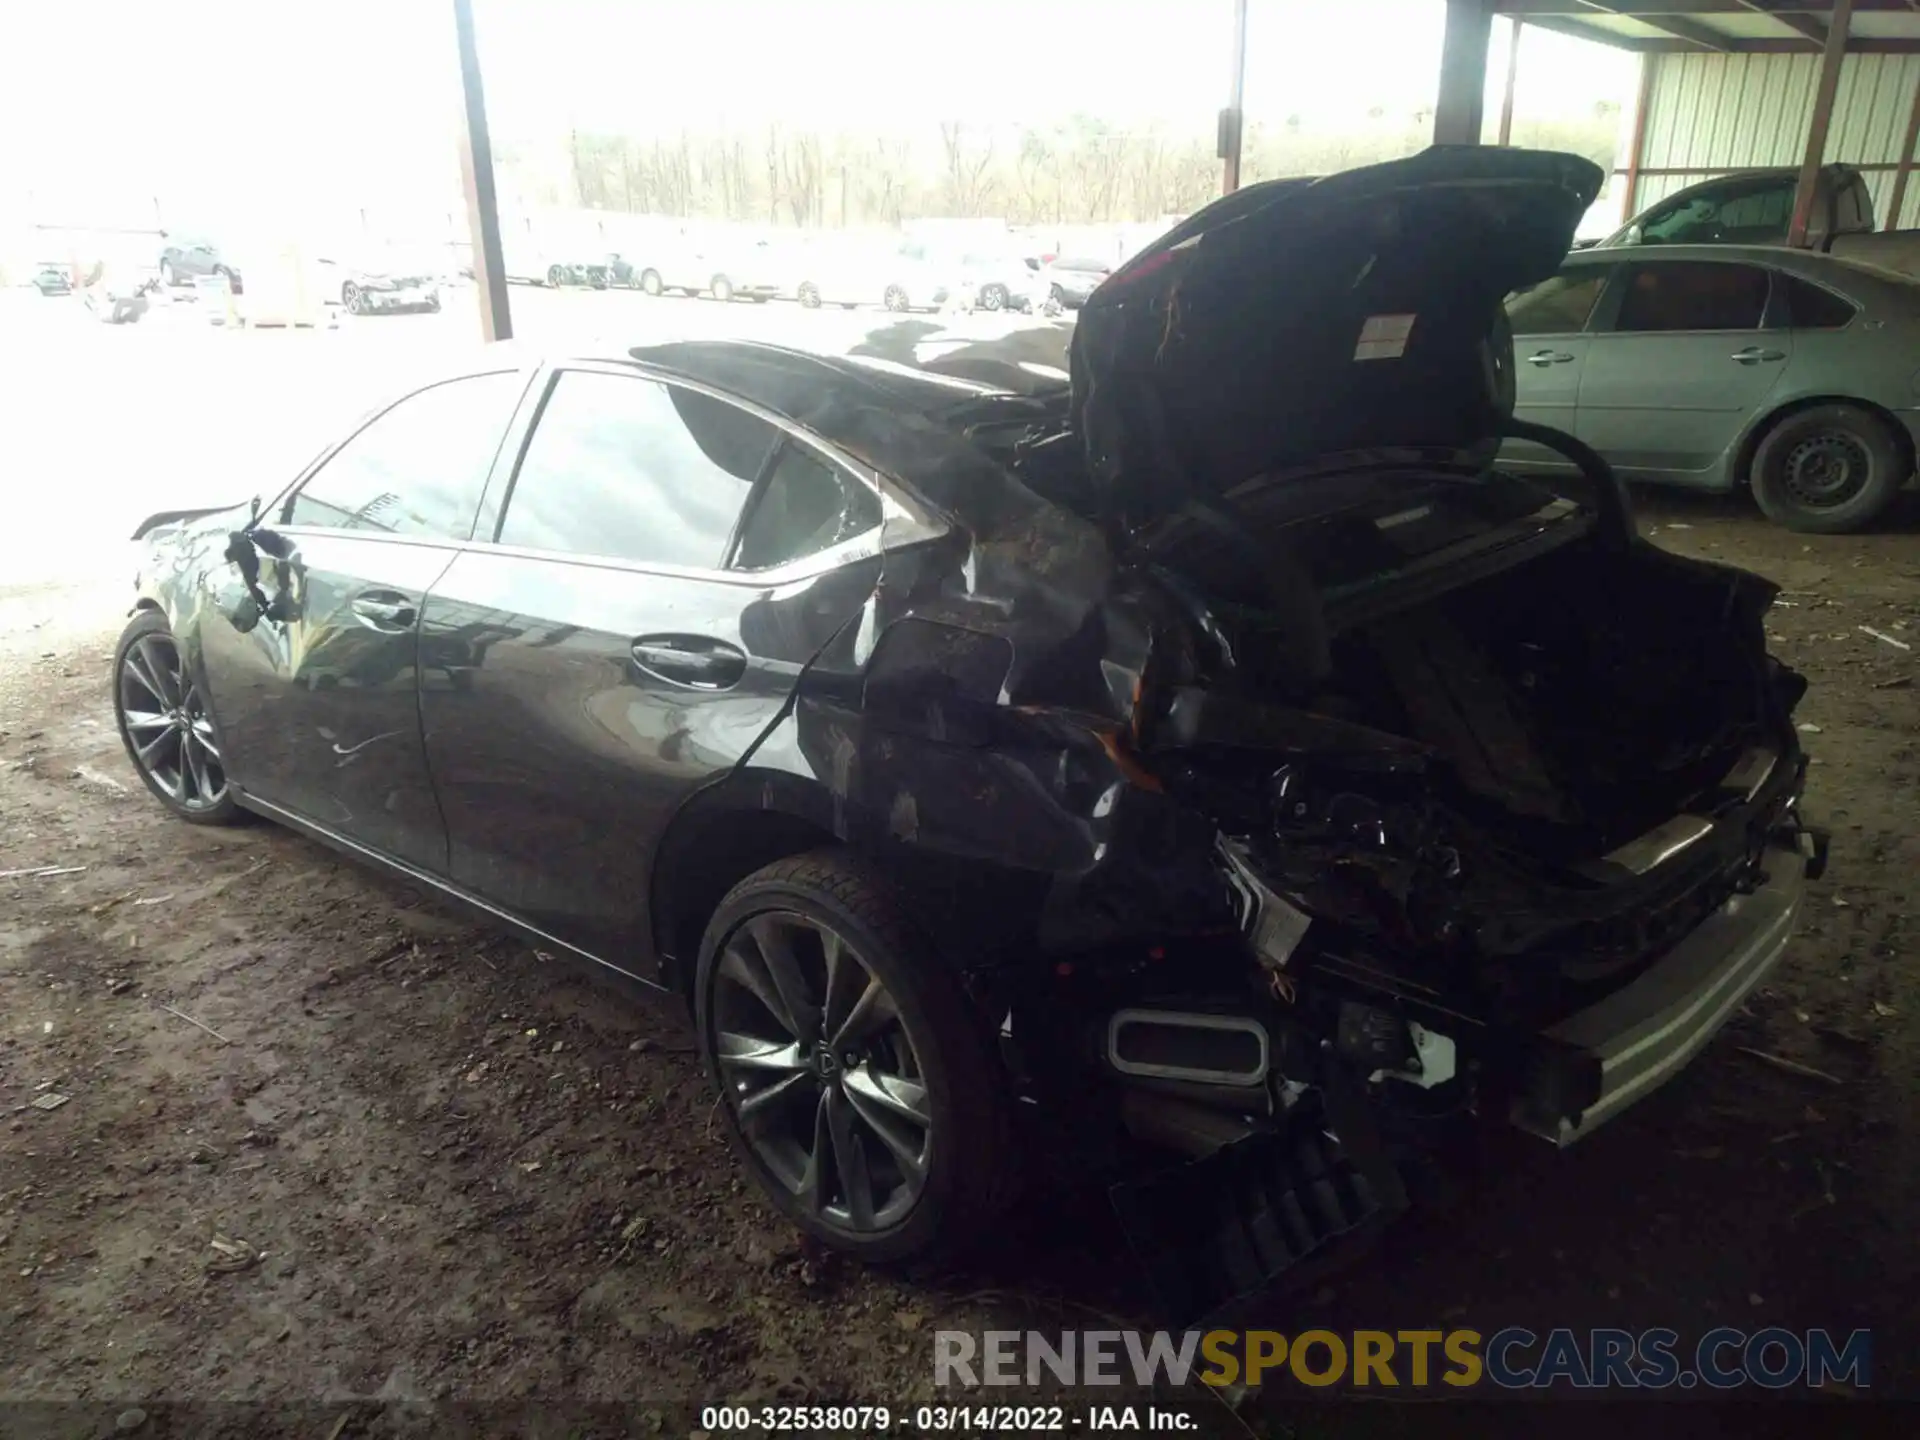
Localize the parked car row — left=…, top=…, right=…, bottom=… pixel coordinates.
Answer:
left=529, top=233, right=1113, bottom=314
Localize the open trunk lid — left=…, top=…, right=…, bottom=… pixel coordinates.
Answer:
left=1068, top=146, right=1604, bottom=524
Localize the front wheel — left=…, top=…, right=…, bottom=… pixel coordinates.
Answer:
left=883, top=284, right=909, bottom=312
left=979, top=283, right=1009, bottom=312
left=342, top=281, right=366, bottom=315
left=711, top=275, right=735, bottom=302
left=695, top=850, right=1012, bottom=1264
left=640, top=269, right=663, bottom=296
left=112, top=612, right=239, bottom=825
left=547, top=264, right=567, bottom=288
left=159, top=258, right=177, bottom=286
left=1749, top=403, right=1905, bottom=534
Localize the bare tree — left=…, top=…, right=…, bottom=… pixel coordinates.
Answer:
left=939, top=121, right=996, bottom=215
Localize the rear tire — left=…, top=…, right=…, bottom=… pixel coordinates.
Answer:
left=1749, top=403, right=1905, bottom=534
left=547, top=265, right=566, bottom=288
left=695, top=849, right=1013, bottom=1265
left=711, top=275, right=735, bottom=302
left=640, top=269, right=663, bottom=296
left=980, top=283, right=1009, bottom=312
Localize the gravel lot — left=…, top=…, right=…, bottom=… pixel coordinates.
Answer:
left=2, top=288, right=1917, bottom=1425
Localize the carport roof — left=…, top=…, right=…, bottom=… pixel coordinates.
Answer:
left=1495, top=1, right=1920, bottom=54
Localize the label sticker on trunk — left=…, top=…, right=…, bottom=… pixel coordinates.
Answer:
left=1354, top=313, right=1416, bottom=361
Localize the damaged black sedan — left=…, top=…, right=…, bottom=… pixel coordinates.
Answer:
left=117, top=147, right=1825, bottom=1313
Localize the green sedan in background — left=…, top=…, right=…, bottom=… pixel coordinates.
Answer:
left=1504, top=243, right=1920, bottom=533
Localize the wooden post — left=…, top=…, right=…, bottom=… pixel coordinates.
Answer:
left=1220, top=0, right=1249, bottom=193
left=1884, top=71, right=1920, bottom=232
left=1498, top=16, right=1522, bottom=147
left=1434, top=0, right=1494, bottom=146
left=454, top=0, right=512, bottom=342
left=1787, top=0, right=1854, bottom=248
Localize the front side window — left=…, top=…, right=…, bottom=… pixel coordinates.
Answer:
left=732, top=443, right=883, bottom=570
left=283, top=371, right=524, bottom=538
left=1507, top=270, right=1608, bottom=335
left=497, top=370, right=778, bottom=567
left=1614, top=262, right=1770, bottom=333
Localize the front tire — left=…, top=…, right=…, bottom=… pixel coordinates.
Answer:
left=160, top=258, right=177, bottom=286
left=883, top=284, right=909, bottom=313
left=640, top=269, right=663, bottom=296
left=112, top=612, right=239, bottom=825
left=342, top=281, right=366, bottom=315
left=979, top=283, right=1009, bottom=312
left=547, top=265, right=567, bottom=288
left=711, top=275, right=735, bottom=302
left=1749, top=403, right=1905, bottom=534
left=695, top=850, right=1011, bottom=1265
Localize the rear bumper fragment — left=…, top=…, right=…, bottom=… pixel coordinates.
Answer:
left=1513, top=835, right=1819, bottom=1144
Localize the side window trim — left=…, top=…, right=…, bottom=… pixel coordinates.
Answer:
left=720, top=438, right=800, bottom=570
left=268, top=367, right=533, bottom=538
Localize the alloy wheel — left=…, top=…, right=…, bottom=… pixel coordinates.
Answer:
left=883, top=284, right=908, bottom=312
left=710, top=911, right=932, bottom=1233
left=1782, top=431, right=1870, bottom=511
left=118, top=631, right=226, bottom=812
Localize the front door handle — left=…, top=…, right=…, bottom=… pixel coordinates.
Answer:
left=1731, top=346, right=1787, bottom=364
left=350, top=592, right=417, bottom=632
left=1526, top=350, right=1576, bottom=367
left=631, top=635, right=747, bottom=690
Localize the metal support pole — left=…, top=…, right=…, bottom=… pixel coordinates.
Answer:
left=1787, top=0, right=1853, bottom=248
left=1622, top=53, right=1655, bottom=222
left=1434, top=0, right=1494, bottom=146
left=1884, top=71, right=1920, bottom=232
left=1220, top=0, right=1249, bottom=194
left=1498, top=16, right=1522, bottom=146
left=454, top=0, right=511, bottom=342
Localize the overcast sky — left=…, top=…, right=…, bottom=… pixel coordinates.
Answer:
left=1, top=0, right=1636, bottom=229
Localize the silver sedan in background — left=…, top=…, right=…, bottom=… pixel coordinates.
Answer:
left=1503, top=244, right=1920, bottom=532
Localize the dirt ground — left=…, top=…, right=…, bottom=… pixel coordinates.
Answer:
left=2, top=491, right=1916, bottom=1428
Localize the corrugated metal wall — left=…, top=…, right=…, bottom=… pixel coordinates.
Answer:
left=1633, top=50, right=1920, bottom=228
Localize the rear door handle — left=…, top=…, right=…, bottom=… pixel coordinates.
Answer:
left=631, top=635, right=747, bottom=690
left=350, top=592, right=417, bottom=632
left=1526, top=350, right=1576, bottom=366
left=1731, top=346, right=1787, bottom=364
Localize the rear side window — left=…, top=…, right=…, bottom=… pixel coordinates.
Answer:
left=1778, top=274, right=1857, bottom=329
left=732, top=443, right=883, bottom=570
left=283, top=371, right=523, bottom=538
left=1614, top=262, right=1769, bottom=332
left=1507, top=271, right=1607, bottom=334
left=498, top=370, right=778, bottom=568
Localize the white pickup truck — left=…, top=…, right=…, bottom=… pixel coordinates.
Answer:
left=1585, top=163, right=1920, bottom=277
